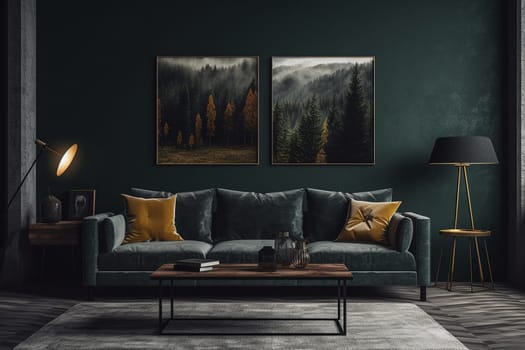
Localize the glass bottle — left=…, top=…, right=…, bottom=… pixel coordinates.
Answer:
left=275, top=231, right=294, bottom=267
left=292, top=240, right=310, bottom=269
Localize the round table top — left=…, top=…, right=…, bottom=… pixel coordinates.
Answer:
left=439, top=228, right=491, bottom=237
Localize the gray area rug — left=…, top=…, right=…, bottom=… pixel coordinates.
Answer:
left=16, top=302, right=467, bottom=349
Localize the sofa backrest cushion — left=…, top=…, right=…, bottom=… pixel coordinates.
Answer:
left=130, top=187, right=215, bottom=243
left=305, top=188, right=393, bottom=242
left=214, top=188, right=305, bottom=241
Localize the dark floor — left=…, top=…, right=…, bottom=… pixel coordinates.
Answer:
left=1, top=284, right=524, bottom=350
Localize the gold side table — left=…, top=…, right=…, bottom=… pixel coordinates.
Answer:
left=435, top=228, right=494, bottom=292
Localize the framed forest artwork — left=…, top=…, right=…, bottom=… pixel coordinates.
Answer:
left=272, top=57, right=375, bottom=165
left=157, top=56, right=259, bottom=165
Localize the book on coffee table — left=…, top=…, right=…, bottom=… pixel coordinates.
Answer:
left=174, top=258, right=220, bottom=268
left=173, top=264, right=214, bottom=272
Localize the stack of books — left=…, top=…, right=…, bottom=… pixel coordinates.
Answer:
left=173, top=258, right=220, bottom=272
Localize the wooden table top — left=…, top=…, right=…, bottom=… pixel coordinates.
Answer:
left=150, top=263, right=353, bottom=280
left=28, top=221, right=82, bottom=246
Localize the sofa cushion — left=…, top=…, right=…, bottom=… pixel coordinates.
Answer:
left=305, top=188, right=393, bottom=242
left=206, top=240, right=275, bottom=263
left=130, top=187, right=215, bottom=243
left=307, top=241, right=415, bottom=271
left=98, top=240, right=213, bottom=271
left=101, top=214, right=126, bottom=252
left=121, top=194, right=182, bottom=244
left=387, top=213, right=413, bottom=252
left=214, top=188, right=304, bottom=241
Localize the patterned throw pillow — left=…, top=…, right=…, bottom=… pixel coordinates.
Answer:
left=336, top=198, right=401, bottom=245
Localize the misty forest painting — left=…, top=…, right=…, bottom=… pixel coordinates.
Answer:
left=272, top=57, right=374, bottom=164
left=157, top=57, right=258, bottom=164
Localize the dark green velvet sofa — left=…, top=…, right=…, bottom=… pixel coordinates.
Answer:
left=81, top=188, right=431, bottom=300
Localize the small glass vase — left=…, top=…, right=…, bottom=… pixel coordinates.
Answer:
left=292, top=240, right=310, bottom=269
left=275, top=231, right=294, bottom=267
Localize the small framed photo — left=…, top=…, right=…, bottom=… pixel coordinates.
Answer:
left=67, top=190, right=96, bottom=220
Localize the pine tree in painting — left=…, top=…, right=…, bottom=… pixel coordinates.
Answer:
left=162, top=122, right=170, bottom=145
left=224, top=101, right=235, bottom=146
left=189, top=133, right=195, bottom=150
left=297, top=96, right=323, bottom=163
left=342, top=64, right=369, bottom=162
left=273, top=102, right=290, bottom=163
left=325, top=96, right=345, bottom=163
left=177, top=130, right=183, bottom=147
left=206, top=94, right=216, bottom=146
left=195, top=113, right=203, bottom=146
left=288, top=131, right=303, bottom=163
left=316, top=117, right=329, bottom=163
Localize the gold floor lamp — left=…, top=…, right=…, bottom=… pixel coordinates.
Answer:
left=429, top=136, right=498, bottom=291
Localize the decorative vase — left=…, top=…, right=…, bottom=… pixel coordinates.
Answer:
left=275, top=231, right=294, bottom=267
left=258, top=246, right=277, bottom=271
left=41, top=192, right=62, bottom=223
left=292, top=240, right=310, bottom=269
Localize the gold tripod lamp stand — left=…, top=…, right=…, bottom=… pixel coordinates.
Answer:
left=429, top=136, right=498, bottom=291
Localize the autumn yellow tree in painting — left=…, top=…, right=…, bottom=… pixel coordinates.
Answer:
left=206, top=94, right=216, bottom=146
left=242, top=88, right=258, bottom=145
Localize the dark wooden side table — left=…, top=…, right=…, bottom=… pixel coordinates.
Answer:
left=434, top=228, right=494, bottom=292
left=28, top=221, right=82, bottom=280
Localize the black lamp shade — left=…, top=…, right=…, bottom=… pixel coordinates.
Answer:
left=429, top=136, right=498, bottom=165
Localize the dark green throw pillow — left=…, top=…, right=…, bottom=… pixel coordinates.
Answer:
left=304, top=188, right=393, bottom=242
left=130, top=187, right=215, bottom=243
left=214, top=188, right=305, bottom=241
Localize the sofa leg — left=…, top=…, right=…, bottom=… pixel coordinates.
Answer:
left=87, top=286, right=95, bottom=301
left=420, top=286, right=427, bottom=301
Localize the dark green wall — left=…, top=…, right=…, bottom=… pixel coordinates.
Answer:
left=37, top=0, right=505, bottom=280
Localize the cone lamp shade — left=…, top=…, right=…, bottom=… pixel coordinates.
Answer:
left=56, top=143, right=78, bottom=176
left=429, top=136, right=498, bottom=165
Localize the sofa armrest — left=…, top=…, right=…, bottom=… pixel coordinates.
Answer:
left=101, top=214, right=126, bottom=252
left=403, top=212, right=431, bottom=287
left=81, top=212, right=113, bottom=287
left=388, top=213, right=413, bottom=253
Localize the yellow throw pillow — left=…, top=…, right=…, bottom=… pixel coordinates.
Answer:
left=336, top=198, right=401, bottom=245
left=121, top=194, right=183, bottom=244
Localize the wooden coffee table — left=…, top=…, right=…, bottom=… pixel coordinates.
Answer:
left=150, top=263, right=353, bottom=336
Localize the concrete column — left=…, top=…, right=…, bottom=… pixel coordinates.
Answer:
left=1, top=0, right=36, bottom=286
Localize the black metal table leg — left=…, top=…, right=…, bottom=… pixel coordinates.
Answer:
left=170, top=279, right=174, bottom=319
left=158, top=280, right=163, bottom=334
left=343, top=279, right=347, bottom=336
left=337, top=279, right=341, bottom=320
